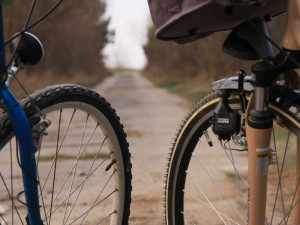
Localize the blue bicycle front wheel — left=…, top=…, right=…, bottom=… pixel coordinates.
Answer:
left=0, top=84, right=131, bottom=225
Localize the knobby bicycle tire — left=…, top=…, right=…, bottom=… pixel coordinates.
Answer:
left=0, top=84, right=131, bottom=225
left=165, top=87, right=300, bottom=224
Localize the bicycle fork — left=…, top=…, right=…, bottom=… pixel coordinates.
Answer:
left=245, top=87, right=272, bottom=225
left=246, top=87, right=300, bottom=225
left=0, top=86, right=42, bottom=225
left=0, top=5, right=42, bottom=224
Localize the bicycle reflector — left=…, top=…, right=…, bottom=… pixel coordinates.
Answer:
left=212, top=91, right=241, bottom=141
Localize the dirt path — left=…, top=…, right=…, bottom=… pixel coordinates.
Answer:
left=93, top=72, right=191, bottom=224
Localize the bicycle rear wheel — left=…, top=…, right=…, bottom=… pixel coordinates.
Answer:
left=0, top=84, right=131, bottom=225
left=165, top=90, right=300, bottom=224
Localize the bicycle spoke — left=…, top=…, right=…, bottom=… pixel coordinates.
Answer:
left=63, top=135, right=108, bottom=224
left=58, top=189, right=117, bottom=224
left=95, top=211, right=116, bottom=225
left=216, top=136, right=247, bottom=188
left=186, top=170, right=228, bottom=224
left=199, top=136, right=231, bottom=224
left=191, top=149, right=247, bottom=224
left=79, top=170, right=116, bottom=224
left=69, top=189, right=117, bottom=224
left=165, top=91, right=299, bottom=225
left=41, top=116, right=101, bottom=220
left=9, top=141, right=13, bottom=225
left=37, top=171, right=49, bottom=225
left=279, top=198, right=300, bottom=225
left=181, top=211, right=197, bottom=225
left=271, top=130, right=290, bottom=225
left=227, top=141, right=247, bottom=217
left=46, top=123, right=102, bottom=212
left=62, top=113, right=89, bottom=225
left=0, top=173, right=24, bottom=225
left=44, top=152, right=111, bottom=222
left=0, top=215, right=8, bottom=225
left=284, top=175, right=300, bottom=224
left=0, top=85, right=131, bottom=224
left=49, top=109, right=63, bottom=225
left=34, top=119, right=50, bottom=225
left=184, top=189, right=241, bottom=225
left=39, top=109, right=76, bottom=194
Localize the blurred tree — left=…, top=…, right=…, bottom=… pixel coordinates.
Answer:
left=3, top=0, right=14, bottom=6
left=3, top=0, right=109, bottom=77
left=144, top=14, right=286, bottom=84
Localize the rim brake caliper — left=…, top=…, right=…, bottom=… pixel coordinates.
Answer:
left=31, top=118, right=51, bottom=152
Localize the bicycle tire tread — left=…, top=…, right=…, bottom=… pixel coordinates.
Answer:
left=164, top=88, right=300, bottom=224
left=0, top=84, right=132, bottom=225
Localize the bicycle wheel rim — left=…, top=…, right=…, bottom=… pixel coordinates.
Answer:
left=37, top=101, right=126, bottom=225
left=0, top=85, right=131, bottom=225
left=165, top=91, right=300, bottom=225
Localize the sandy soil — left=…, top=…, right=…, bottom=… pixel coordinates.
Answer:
left=94, top=72, right=191, bottom=224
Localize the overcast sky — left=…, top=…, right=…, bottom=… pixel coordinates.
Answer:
left=103, top=0, right=151, bottom=69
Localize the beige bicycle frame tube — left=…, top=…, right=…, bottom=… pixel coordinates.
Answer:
left=246, top=1, right=300, bottom=224
left=246, top=122, right=272, bottom=225
left=283, top=1, right=300, bottom=224
left=282, top=0, right=300, bottom=50
left=246, top=93, right=272, bottom=225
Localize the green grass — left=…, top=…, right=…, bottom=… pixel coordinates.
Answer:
left=157, top=80, right=211, bottom=103
left=270, top=128, right=297, bottom=170
left=158, top=80, right=177, bottom=89
left=226, top=172, right=248, bottom=180
left=108, top=68, right=142, bottom=74
left=272, top=127, right=294, bottom=141
left=78, top=77, right=107, bottom=88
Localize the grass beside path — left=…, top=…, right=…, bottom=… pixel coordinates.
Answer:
left=106, top=69, right=212, bottom=104
left=142, top=72, right=212, bottom=104
left=157, top=80, right=211, bottom=103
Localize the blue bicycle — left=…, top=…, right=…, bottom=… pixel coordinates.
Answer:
left=0, top=1, right=131, bottom=224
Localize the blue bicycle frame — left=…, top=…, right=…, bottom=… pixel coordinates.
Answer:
left=0, top=4, right=42, bottom=225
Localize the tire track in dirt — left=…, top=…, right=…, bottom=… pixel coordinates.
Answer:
left=93, top=72, right=191, bottom=224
